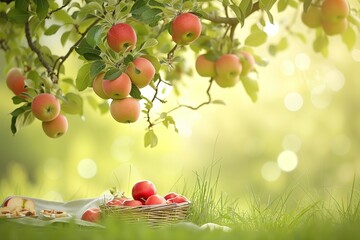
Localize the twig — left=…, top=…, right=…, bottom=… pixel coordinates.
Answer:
left=48, top=0, right=71, bottom=16
left=25, top=21, right=56, bottom=82
left=53, top=18, right=101, bottom=80
left=167, top=44, right=178, bottom=60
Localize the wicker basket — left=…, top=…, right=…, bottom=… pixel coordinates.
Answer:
left=100, top=202, right=191, bottom=227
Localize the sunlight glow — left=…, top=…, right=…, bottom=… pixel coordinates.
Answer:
left=325, top=69, right=345, bottom=92
left=78, top=158, right=97, bottom=179
left=284, top=92, right=303, bottom=112
left=43, top=191, right=64, bottom=202
left=281, top=60, right=295, bottom=76
left=261, top=162, right=281, bottom=182
left=331, top=135, right=351, bottom=156
left=277, top=150, right=298, bottom=172
left=263, top=22, right=279, bottom=37
left=43, top=158, right=63, bottom=180
left=282, top=134, right=302, bottom=152
left=351, top=49, right=360, bottom=62
left=311, top=85, right=332, bottom=109
left=295, top=53, right=311, bottom=71
left=111, top=136, right=134, bottom=162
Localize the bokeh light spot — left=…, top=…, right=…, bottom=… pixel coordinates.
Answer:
left=264, top=22, right=279, bottom=37
left=284, top=92, right=303, bottom=111
left=295, top=53, right=311, bottom=71
left=261, top=162, right=281, bottom=182
left=281, top=60, right=295, bottom=76
left=77, top=158, right=97, bottom=179
left=282, top=134, right=302, bottom=152
left=111, top=136, right=134, bottom=162
left=277, top=150, right=298, bottom=172
left=325, top=69, right=345, bottom=92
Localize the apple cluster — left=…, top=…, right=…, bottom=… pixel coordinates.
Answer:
left=91, top=12, right=202, bottom=124
left=195, top=51, right=256, bottom=88
left=105, top=180, right=189, bottom=208
left=301, top=0, right=350, bottom=35
left=6, top=68, right=68, bottom=138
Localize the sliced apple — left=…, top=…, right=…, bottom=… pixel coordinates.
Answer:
left=6, top=197, right=24, bottom=211
left=24, top=199, right=35, bottom=210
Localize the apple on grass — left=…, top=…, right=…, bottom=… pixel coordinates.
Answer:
left=110, top=98, right=140, bottom=123
left=6, top=68, right=27, bottom=97
left=102, top=73, right=132, bottom=100
left=31, top=93, right=61, bottom=122
left=126, top=57, right=156, bottom=88
left=42, top=114, right=68, bottom=138
left=107, top=23, right=137, bottom=52
left=171, top=13, right=202, bottom=45
left=81, top=208, right=101, bottom=223
left=214, top=54, right=242, bottom=88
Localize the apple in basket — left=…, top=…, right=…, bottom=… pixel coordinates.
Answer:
left=164, top=192, right=179, bottom=200
left=132, top=180, right=156, bottom=203
left=123, top=199, right=143, bottom=206
left=145, top=195, right=166, bottom=205
left=106, top=196, right=128, bottom=206
left=166, top=195, right=189, bottom=204
left=81, top=208, right=101, bottom=223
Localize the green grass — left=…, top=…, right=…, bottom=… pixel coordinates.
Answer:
left=1, top=164, right=360, bottom=239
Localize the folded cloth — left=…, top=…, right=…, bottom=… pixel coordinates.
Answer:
left=1, top=194, right=113, bottom=227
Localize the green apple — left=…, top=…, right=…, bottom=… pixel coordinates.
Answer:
left=195, top=54, right=216, bottom=77
left=6, top=68, right=27, bottom=96
left=301, top=5, right=322, bottom=28
left=31, top=93, right=61, bottom=122
left=239, top=51, right=255, bottom=76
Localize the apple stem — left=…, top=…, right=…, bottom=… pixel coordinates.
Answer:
left=167, top=44, right=178, bottom=60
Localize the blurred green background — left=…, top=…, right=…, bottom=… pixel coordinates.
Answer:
left=0, top=12, right=359, bottom=209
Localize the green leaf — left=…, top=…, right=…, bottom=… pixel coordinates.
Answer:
left=15, top=0, right=29, bottom=11
left=44, top=24, right=61, bottom=35
left=239, top=0, right=253, bottom=16
left=313, top=34, right=329, bottom=57
left=212, top=100, right=226, bottom=105
left=139, top=38, right=158, bottom=51
left=129, top=83, right=142, bottom=99
left=265, top=9, right=274, bottom=24
left=61, top=31, right=71, bottom=46
left=86, top=25, right=103, bottom=48
left=245, top=25, right=267, bottom=47
left=277, top=0, right=288, bottom=12
left=104, top=68, right=122, bottom=80
left=259, top=0, right=276, bottom=11
left=12, top=96, right=27, bottom=105
left=144, top=129, right=158, bottom=148
left=75, top=38, right=101, bottom=56
left=53, top=9, right=73, bottom=24
left=229, top=5, right=245, bottom=27
left=76, top=62, right=92, bottom=91
left=61, top=92, right=83, bottom=115
left=7, top=8, right=30, bottom=24
left=303, top=0, right=312, bottom=12
left=10, top=105, right=33, bottom=135
left=341, top=25, right=356, bottom=50
left=90, top=60, right=106, bottom=81
left=241, top=76, right=259, bottom=102
left=77, top=2, right=102, bottom=21
left=35, top=0, right=49, bottom=19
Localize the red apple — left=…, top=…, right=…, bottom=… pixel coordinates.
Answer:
left=42, top=114, right=68, bottom=138
left=110, top=98, right=140, bottom=123
left=6, top=68, right=27, bottom=96
left=145, top=195, right=166, bottom=205
left=102, top=73, right=132, bottom=99
left=171, top=13, right=202, bottom=45
left=93, top=72, right=110, bottom=99
left=126, top=57, right=155, bottom=88
left=167, top=195, right=189, bottom=204
left=321, top=0, right=349, bottom=23
left=123, top=200, right=143, bottom=207
left=132, top=180, right=156, bottom=202
left=164, top=192, right=178, bottom=200
left=107, top=23, right=137, bottom=52
left=31, top=93, right=61, bottom=122
left=214, top=54, right=242, bottom=88
left=322, top=18, right=348, bottom=35
left=81, top=208, right=101, bottom=223
left=239, top=51, right=255, bottom=76
left=195, top=54, right=216, bottom=77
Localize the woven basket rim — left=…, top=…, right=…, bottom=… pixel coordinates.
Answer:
left=100, top=202, right=191, bottom=210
